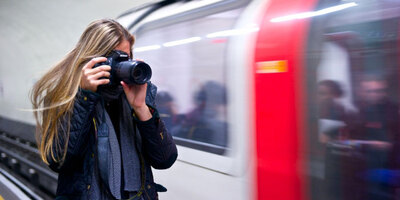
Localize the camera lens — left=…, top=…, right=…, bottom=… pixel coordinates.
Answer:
left=115, top=60, right=152, bottom=85
left=131, top=62, right=151, bottom=84
left=133, top=68, right=142, bottom=78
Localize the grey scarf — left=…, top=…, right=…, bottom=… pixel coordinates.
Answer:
left=95, top=95, right=142, bottom=199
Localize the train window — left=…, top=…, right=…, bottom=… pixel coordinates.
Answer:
left=305, top=1, right=400, bottom=200
left=133, top=8, right=244, bottom=154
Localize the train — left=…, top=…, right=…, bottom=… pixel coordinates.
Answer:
left=1, top=0, right=400, bottom=199
left=116, top=0, right=400, bottom=199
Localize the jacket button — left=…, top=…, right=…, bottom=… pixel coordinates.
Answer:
left=84, top=96, right=88, bottom=101
left=87, top=185, right=91, bottom=190
left=91, top=153, right=94, bottom=158
left=147, top=185, right=151, bottom=189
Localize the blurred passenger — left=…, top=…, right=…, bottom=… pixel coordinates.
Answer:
left=172, top=81, right=228, bottom=147
left=347, top=76, right=399, bottom=168
left=155, top=91, right=177, bottom=130
left=342, top=75, right=400, bottom=199
left=317, top=80, right=347, bottom=144
left=30, top=19, right=177, bottom=200
left=315, top=80, right=349, bottom=199
left=323, top=76, right=400, bottom=200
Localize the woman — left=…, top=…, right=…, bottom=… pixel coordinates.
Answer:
left=31, top=19, right=178, bottom=200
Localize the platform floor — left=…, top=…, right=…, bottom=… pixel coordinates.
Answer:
left=0, top=172, right=31, bottom=200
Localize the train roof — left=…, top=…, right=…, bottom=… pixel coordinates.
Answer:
left=117, top=0, right=249, bottom=33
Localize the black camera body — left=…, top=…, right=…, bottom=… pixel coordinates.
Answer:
left=94, top=50, right=152, bottom=85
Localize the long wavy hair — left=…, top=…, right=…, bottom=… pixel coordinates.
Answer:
left=31, top=19, right=135, bottom=164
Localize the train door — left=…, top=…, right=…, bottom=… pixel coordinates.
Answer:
left=304, top=0, right=400, bottom=200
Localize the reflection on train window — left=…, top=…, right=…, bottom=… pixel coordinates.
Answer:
left=133, top=9, right=244, bottom=154
left=306, top=1, right=400, bottom=200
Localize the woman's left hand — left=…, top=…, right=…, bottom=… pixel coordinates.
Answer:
left=121, top=81, right=152, bottom=121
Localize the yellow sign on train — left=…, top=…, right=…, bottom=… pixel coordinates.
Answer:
left=256, top=60, right=288, bottom=73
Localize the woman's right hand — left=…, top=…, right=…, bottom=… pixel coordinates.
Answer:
left=80, top=57, right=111, bottom=92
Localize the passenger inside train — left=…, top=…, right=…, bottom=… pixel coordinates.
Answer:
left=347, top=75, right=399, bottom=164
left=155, top=91, right=178, bottom=129
left=171, top=81, right=228, bottom=147
left=317, top=80, right=347, bottom=144
left=323, top=75, right=400, bottom=200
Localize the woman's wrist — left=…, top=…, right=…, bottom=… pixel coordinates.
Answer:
left=132, top=105, right=152, bottom=121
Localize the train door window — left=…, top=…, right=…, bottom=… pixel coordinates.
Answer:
left=133, top=8, right=245, bottom=155
left=305, top=1, right=400, bottom=200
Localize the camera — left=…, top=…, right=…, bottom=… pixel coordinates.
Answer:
left=94, top=50, right=152, bottom=85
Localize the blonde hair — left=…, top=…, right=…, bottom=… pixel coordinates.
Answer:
left=31, top=19, right=135, bottom=164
